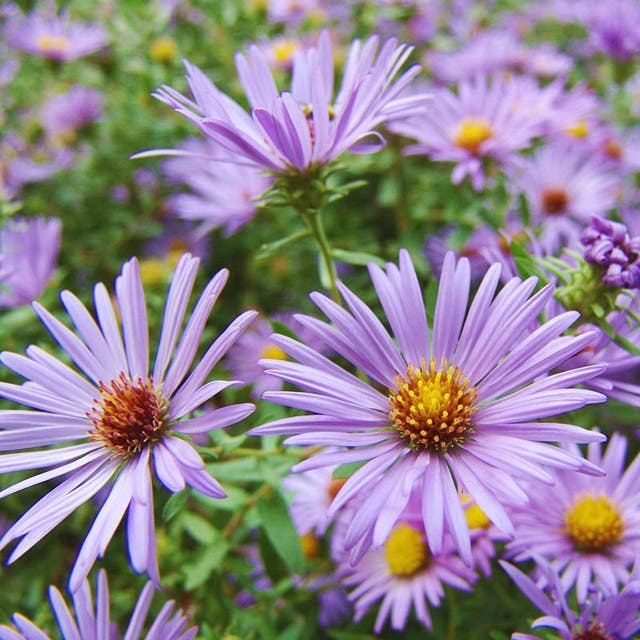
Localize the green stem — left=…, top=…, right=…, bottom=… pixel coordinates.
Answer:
left=300, top=208, right=339, bottom=303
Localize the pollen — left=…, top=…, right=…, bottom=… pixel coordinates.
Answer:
left=453, top=117, right=493, bottom=154
left=261, top=343, right=288, bottom=361
left=385, top=523, right=429, bottom=577
left=462, top=494, right=491, bottom=530
left=389, top=358, right=477, bottom=453
left=541, top=186, right=569, bottom=215
left=150, top=36, right=177, bottom=65
left=565, top=118, right=589, bottom=139
left=37, top=34, right=70, bottom=54
left=564, top=493, right=624, bottom=552
left=272, top=39, right=300, bottom=66
left=87, top=372, right=169, bottom=457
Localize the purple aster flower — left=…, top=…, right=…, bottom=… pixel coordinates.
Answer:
left=0, top=254, right=256, bottom=590
left=249, top=250, right=606, bottom=565
left=507, top=433, right=640, bottom=602
left=579, top=0, right=640, bottom=62
left=336, top=488, right=477, bottom=633
left=161, top=138, right=273, bottom=236
left=507, top=142, right=621, bottom=253
left=581, top=216, right=640, bottom=288
left=0, top=569, right=197, bottom=639
left=425, top=30, right=571, bottom=84
left=0, top=216, right=61, bottom=308
left=41, top=85, right=103, bottom=145
left=282, top=456, right=345, bottom=537
left=5, top=3, right=108, bottom=62
left=148, top=30, right=424, bottom=174
left=395, top=75, right=555, bottom=190
left=501, top=559, right=640, bottom=640
left=225, top=315, right=288, bottom=400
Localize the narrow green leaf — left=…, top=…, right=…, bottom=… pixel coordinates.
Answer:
left=255, top=229, right=312, bottom=261
left=256, top=488, right=305, bottom=575
left=162, top=489, right=190, bottom=523
left=331, top=248, right=386, bottom=268
left=183, top=535, right=230, bottom=590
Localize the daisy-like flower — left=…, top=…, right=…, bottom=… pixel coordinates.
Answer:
left=161, top=138, right=273, bottom=236
left=5, top=3, right=108, bottom=62
left=146, top=30, right=424, bottom=174
left=507, top=142, right=620, bottom=252
left=249, top=250, right=606, bottom=564
left=225, top=316, right=289, bottom=399
left=501, top=559, right=640, bottom=640
left=508, top=433, right=640, bottom=602
left=0, top=216, right=62, bottom=309
left=0, top=254, right=256, bottom=590
left=395, top=75, right=555, bottom=190
left=0, top=569, right=197, bottom=639
left=336, top=489, right=477, bottom=633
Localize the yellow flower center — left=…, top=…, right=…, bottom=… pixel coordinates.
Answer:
left=385, top=524, right=429, bottom=577
left=138, top=257, right=170, bottom=287
left=389, top=358, right=477, bottom=453
left=462, top=495, right=491, bottom=530
left=261, top=343, right=288, bottom=361
left=300, top=532, right=320, bottom=559
left=272, top=39, right=300, bottom=66
left=564, top=494, right=624, bottom=552
left=87, top=373, right=168, bottom=457
left=37, top=34, right=70, bottom=54
left=453, top=117, right=493, bottom=154
left=150, top=36, right=177, bottom=64
left=565, top=119, right=589, bottom=139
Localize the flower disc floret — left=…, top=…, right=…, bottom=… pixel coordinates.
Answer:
left=573, top=625, right=614, bottom=640
left=542, top=186, right=570, bottom=215
left=88, top=373, right=168, bottom=457
left=384, top=523, right=430, bottom=577
left=389, top=358, right=477, bottom=453
left=564, top=494, right=624, bottom=551
left=454, top=117, right=493, bottom=154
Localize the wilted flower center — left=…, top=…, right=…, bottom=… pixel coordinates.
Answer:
left=261, top=343, right=288, bottom=360
left=453, top=117, right=493, bottom=154
left=564, top=494, right=624, bottom=551
left=385, top=524, right=429, bottom=577
left=462, top=494, right=491, bottom=530
left=327, top=476, right=346, bottom=501
left=603, top=138, right=623, bottom=160
left=389, top=358, right=477, bottom=453
left=572, top=623, right=614, bottom=640
left=541, top=186, right=569, bottom=215
left=37, top=34, right=70, bottom=53
left=300, top=532, right=320, bottom=559
left=88, top=372, right=169, bottom=457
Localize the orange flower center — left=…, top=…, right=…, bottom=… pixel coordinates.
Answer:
left=389, top=358, right=477, bottom=453
left=541, top=186, right=569, bottom=215
left=88, top=372, right=168, bottom=457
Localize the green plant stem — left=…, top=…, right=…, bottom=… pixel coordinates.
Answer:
left=299, top=208, right=339, bottom=303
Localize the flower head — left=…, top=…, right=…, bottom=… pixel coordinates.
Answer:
left=41, top=85, right=103, bottom=145
left=5, top=4, right=108, bottom=62
left=501, top=559, right=640, bottom=640
left=0, top=254, right=256, bottom=589
left=249, top=250, right=606, bottom=564
left=148, top=31, right=424, bottom=174
left=396, top=76, right=555, bottom=190
left=336, top=489, right=476, bottom=633
left=581, top=216, right=640, bottom=289
left=508, top=433, right=640, bottom=602
left=0, top=569, right=197, bottom=639
left=0, top=216, right=61, bottom=308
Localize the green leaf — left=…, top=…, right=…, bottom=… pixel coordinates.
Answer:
left=511, top=241, right=548, bottom=284
left=183, top=535, right=230, bottom=590
left=255, top=229, right=312, bottom=261
left=162, top=489, right=190, bottom=523
left=181, top=511, right=218, bottom=545
left=332, top=461, right=365, bottom=479
left=601, top=319, right=640, bottom=356
left=256, top=487, right=305, bottom=575
left=331, top=248, right=386, bottom=268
